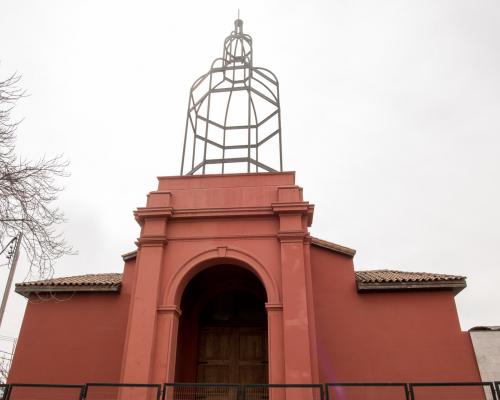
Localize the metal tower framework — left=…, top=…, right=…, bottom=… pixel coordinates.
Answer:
left=181, top=19, right=283, bottom=175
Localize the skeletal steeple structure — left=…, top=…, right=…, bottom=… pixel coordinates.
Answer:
left=180, top=19, right=283, bottom=175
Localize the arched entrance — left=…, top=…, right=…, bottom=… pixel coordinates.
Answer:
left=175, top=265, right=268, bottom=384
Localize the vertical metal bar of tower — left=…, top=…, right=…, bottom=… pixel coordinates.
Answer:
left=276, top=83, right=283, bottom=172
left=180, top=91, right=193, bottom=175
left=192, top=93, right=201, bottom=171
left=222, top=66, right=236, bottom=174
left=247, top=92, right=259, bottom=173
left=246, top=73, right=252, bottom=173
left=0, top=233, right=22, bottom=329
left=253, top=73, right=259, bottom=172
left=202, top=73, right=215, bottom=174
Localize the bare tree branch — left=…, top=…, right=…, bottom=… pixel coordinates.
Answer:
left=0, top=72, right=73, bottom=279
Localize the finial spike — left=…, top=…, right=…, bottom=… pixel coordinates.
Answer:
left=234, top=17, right=243, bottom=34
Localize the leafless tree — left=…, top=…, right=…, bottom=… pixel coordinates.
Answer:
left=0, top=334, right=15, bottom=384
left=0, top=350, right=12, bottom=384
left=0, top=73, right=73, bottom=279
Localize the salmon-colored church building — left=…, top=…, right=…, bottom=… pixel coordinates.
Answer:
left=7, top=19, right=485, bottom=399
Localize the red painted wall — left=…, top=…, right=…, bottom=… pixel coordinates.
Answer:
left=310, top=245, right=481, bottom=384
left=9, top=246, right=481, bottom=386
left=8, top=260, right=136, bottom=385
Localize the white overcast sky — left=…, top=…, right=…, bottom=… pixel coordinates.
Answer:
left=0, top=0, right=499, bottom=341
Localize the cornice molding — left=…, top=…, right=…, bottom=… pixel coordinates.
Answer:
left=171, top=206, right=274, bottom=219
left=134, top=207, right=173, bottom=223
left=137, top=236, right=168, bottom=247
left=157, top=305, right=182, bottom=317
left=271, top=202, right=310, bottom=214
left=277, top=230, right=308, bottom=242
left=265, top=303, right=283, bottom=311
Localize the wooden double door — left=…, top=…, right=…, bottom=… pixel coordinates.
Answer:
left=197, top=326, right=268, bottom=384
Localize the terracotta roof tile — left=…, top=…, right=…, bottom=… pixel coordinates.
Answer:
left=15, top=273, right=122, bottom=297
left=16, top=273, right=122, bottom=287
left=355, top=269, right=466, bottom=294
left=15, top=268, right=467, bottom=298
left=355, top=269, right=465, bottom=283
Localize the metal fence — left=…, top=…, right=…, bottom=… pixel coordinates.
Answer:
left=326, top=382, right=410, bottom=400
left=243, top=384, right=323, bottom=400
left=85, top=383, right=162, bottom=400
left=4, top=383, right=85, bottom=400
left=409, top=382, right=498, bottom=400
left=163, top=383, right=240, bottom=400
left=0, top=382, right=498, bottom=400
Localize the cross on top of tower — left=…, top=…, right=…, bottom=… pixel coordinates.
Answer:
left=180, top=20, right=283, bottom=175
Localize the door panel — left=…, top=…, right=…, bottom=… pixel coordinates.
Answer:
left=198, top=327, right=234, bottom=383
left=199, top=328, right=233, bottom=361
left=197, top=364, right=231, bottom=383
left=197, top=327, right=268, bottom=383
left=238, top=365, right=267, bottom=384
left=239, top=328, right=267, bottom=361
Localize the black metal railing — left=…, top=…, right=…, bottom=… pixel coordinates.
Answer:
left=326, top=382, right=410, bottom=400
left=243, top=384, right=323, bottom=400
left=4, top=383, right=85, bottom=400
left=0, top=381, right=498, bottom=400
left=85, top=383, right=162, bottom=400
left=409, top=382, right=498, bottom=400
left=163, top=383, right=240, bottom=400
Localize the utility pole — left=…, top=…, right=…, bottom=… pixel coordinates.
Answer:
left=0, top=233, right=22, bottom=329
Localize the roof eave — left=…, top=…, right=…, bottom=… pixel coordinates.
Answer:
left=310, top=237, right=356, bottom=257
left=356, top=280, right=466, bottom=295
left=15, top=284, right=121, bottom=298
left=122, top=250, right=138, bottom=261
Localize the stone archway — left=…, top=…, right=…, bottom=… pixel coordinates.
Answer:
left=155, top=248, right=284, bottom=385
left=175, top=265, right=268, bottom=384
left=164, top=247, right=281, bottom=307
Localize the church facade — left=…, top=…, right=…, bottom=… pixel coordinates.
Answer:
left=10, top=172, right=480, bottom=387
left=7, top=19, right=485, bottom=398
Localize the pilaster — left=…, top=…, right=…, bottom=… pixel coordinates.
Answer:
left=120, top=191, right=172, bottom=383
left=272, top=186, right=317, bottom=384
left=266, top=303, right=285, bottom=384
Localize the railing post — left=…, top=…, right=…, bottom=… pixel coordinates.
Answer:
left=3, top=385, right=11, bottom=400
left=404, top=383, right=411, bottom=400
left=154, top=384, right=161, bottom=400
left=408, top=384, right=415, bottom=400
left=1, top=385, right=10, bottom=400
left=79, top=384, right=88, bottom=400
left=490, top=381, right=498, bottom=400
left=161, top=383, right=167, bottom=400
